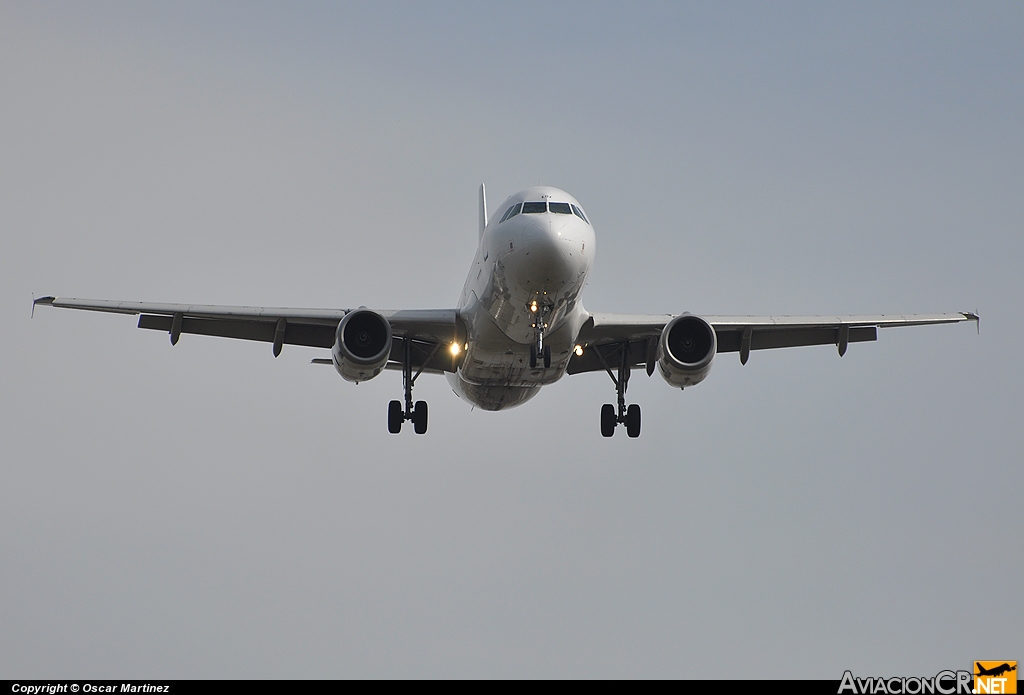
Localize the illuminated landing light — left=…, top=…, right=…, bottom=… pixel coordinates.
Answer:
left=449, top=342, right=461, bottom=356
left=530, top=301, right=538, bottom=313
left=574, top=345, right=584, bottom=357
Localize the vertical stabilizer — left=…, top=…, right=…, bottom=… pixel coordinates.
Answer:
left=478, top=183, right=487, bottom=238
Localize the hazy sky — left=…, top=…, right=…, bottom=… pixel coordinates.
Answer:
left=2, top=1, right=1021, bottom=678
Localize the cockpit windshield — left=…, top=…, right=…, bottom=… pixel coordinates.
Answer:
left=499, top=202, right=522, bottom=223
left=499, top=200, right=590, bottom=224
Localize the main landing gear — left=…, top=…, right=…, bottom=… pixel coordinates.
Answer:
left=388, top=338, right=435, bottom=435
left=595, top=342, right=641, bottom=438
left=389, top=399, right=427, bottom=434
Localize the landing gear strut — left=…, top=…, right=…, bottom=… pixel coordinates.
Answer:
left=596, top=342, right=641, bottom=438
left=529, top=344, right=552, bottom=369
left=388, top=338, right=436, bottom=434
left=529, top=304, right=552, bottom=369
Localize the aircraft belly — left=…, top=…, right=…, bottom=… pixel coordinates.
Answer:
left=457, top=318, right=576, bottom=388
left=445, top=372, right=540, bottom=411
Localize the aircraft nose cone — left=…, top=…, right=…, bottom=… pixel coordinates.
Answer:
left=515, top=221, right=577, bottom=290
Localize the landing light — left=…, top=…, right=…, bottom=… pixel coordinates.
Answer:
left=449, top=342, right=461, bottom=356
left=530, top=302, right=538, bottom=312
left=574, top=345, right=584, bottom=356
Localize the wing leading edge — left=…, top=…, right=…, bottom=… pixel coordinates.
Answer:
left=35, top=297, right=977, bottom=376
left=567, top=311, right=978, bottom=375
left=33, top=296, right=463, bottom=373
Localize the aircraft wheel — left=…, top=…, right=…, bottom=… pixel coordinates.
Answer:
left=413, top=400, right=428, bottom=434
left=601, top=404, right=616, bottom=437
left=626, top=404, right=641, bottom=438
left=543, top=346, right=551, bottom=369
left=529, top=345, right=537, bottom=368
left=387, top=400, right=403, bottom=434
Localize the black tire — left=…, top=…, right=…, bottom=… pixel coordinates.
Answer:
left=529, top=345, right=537, bottom=368
left=388, top=400, right=403, bottom=434
left=543, top=346, right=551, bottom=369
left=601, top=404, right=616, bottom=437
left=626, top=404, right=641, bottom=438
left=413, top=400, right=428, bottom=434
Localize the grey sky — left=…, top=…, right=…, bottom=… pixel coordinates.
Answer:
left=2, top=1, right=1021, bottom=678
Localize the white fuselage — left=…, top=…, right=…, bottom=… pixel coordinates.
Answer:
left=446, top=186, right=596, bottom=410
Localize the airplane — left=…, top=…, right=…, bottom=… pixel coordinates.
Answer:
left=33, top=185, right=978, bottom=437
left=975, top=663, right=1016, bottom=678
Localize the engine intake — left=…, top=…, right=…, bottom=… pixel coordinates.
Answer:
left=658, top=314, right=716, bottom=388
left=332, top=309, right=392, bottom=383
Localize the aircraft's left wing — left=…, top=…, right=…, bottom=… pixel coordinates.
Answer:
left=33, top=296, right=463, bottom=372
left=568, top=311, right=978, bottom=375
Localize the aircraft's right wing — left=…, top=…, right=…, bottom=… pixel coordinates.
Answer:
left=568, top=311, right=978, bottom=375
left=33, top=296, right=464, bottom=372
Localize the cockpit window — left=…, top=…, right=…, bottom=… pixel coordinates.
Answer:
left=500, top=201, right=586, bottom=220
left=500, top=202, right=522, bottom=223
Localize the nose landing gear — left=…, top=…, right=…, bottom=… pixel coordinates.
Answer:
left=529, top=344, right=552, bottom=369
left=529, top=303, right=552, bottom=369
left=595, top=342, right=642, bottom=438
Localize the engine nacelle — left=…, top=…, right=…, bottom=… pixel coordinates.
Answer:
left=658, top=314, right=717, bottom=388
left=332, top=309, right=392, bottom=383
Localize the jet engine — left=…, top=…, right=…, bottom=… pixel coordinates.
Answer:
left=658, top=314, right=717, bottom=388
left=332, top=309, right=392, bottom=383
